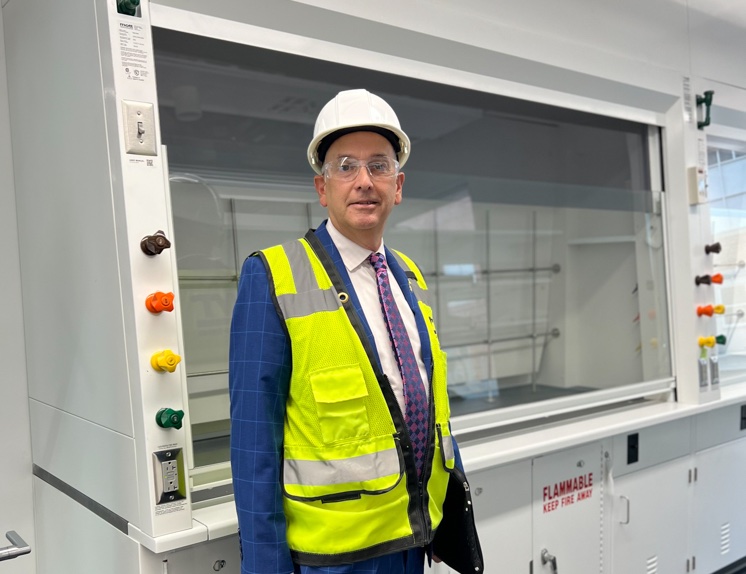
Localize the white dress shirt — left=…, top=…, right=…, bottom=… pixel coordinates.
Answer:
left=326, top=220, right=430, bottom=415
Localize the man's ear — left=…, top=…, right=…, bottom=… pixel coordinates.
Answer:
left=394, top=172, right=405, bottom=205
left=314, top=175, right=328, bottom=207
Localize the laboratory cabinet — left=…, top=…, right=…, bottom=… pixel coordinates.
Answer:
left=429, top=445, right=602, bottom=574
left=691, top=404, right=746, bottom=573
left=608, top=418, right=694, bottom=574
left=692, top=440, right=746, bottom=573
left=532, top=443, right=605, bottom=573
left=606, top=412, right=746, bottom=574
left=611, top=457, right=692, bottom=574
left=445, top=460, right=532, bottom=573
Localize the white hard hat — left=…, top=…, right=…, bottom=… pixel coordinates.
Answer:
left=307, top=89, right=411, bottom=174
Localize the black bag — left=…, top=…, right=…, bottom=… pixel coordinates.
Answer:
left=432, top=468, right=484, bottom=573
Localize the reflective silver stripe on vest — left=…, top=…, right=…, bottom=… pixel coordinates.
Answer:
left=389, top=251, right=431, bottom=308
left=283, top=239, right=318, bottom=293
left=274, top=239, right=340, bottom=319
left=277, top=288, right=339, bottom=319
left=441, top=433, right=455, bottom=463
left=284, top=448, right=400, bottom=486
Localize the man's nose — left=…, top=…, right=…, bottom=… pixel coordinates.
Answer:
left=353, top=164, right=374, bottom=188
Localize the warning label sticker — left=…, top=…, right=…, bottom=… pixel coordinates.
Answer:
left=118, top=21, right=149, bottom=82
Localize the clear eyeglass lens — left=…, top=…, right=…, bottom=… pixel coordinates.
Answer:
left=324, top=157, right=399, bottom=180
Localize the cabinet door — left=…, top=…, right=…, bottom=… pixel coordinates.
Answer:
left=426, top=460, right=532, bottom=573
left=693, top=439, right=746, bottom=572
left=533, top=443, right=604, bottom=573
left=612, top=457, right=690, bottom=574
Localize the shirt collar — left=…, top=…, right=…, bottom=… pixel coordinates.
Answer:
left=325, top=219, right=384, bottom=272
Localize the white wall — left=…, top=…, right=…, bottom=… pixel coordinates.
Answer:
left=0, top=3, right=35, bottom=573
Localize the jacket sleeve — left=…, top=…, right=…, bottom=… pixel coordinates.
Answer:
left=229, top=255, right=294, bottom=574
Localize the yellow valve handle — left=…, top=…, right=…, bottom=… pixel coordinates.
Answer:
left=151, top=350, right=182, bottom=372
left=713, top=305, right=725, bottom=315
left=698, top=336, right=716, bottom=349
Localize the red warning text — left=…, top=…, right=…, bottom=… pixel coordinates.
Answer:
left=542, top=473, right=594, bottom=513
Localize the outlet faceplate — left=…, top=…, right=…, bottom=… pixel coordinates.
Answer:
left=153, top=448, right=186, bottom=504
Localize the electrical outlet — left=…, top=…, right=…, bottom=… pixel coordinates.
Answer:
left=162, top=460, right=179, bottom=493
left=153, top=448, right=186, bottom=504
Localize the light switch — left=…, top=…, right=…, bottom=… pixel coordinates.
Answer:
left=122, top=100, right=157, bottom=156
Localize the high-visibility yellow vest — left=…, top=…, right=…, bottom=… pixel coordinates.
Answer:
left=258, top=234, right=455, bottom=566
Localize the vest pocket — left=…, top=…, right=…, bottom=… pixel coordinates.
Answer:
left=310, top=364, right=370, bottom=444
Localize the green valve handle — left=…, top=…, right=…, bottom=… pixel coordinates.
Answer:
left=117, top=0, right=140, bottom=16
left=716, top=335, right=727, bottom=345
left=156, top=408, right=184, bottom=430
left=696, top=90, right=715, bottom=130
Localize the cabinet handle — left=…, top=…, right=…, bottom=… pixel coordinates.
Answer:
left=0, top=531, right=31, bottom=562
left=541, top=548, right=558, bottom=573
left=619, top=495, right=630, bottom=524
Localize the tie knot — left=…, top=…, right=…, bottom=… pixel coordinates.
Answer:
left=369, top=252, right=386, bottom=271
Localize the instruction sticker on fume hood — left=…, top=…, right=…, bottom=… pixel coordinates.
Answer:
left=118, top=20, right=150, bottom=82
left=542, top=472, right=594, bottom=513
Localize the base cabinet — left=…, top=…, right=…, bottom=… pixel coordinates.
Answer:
left=611, top=456, right=691, bottom=574
left=692, top=439, right=746, bottom=572
left=427, top=460, right=533, bottom=573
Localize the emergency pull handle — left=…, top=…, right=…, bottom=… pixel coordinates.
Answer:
left=0, top=531, right=31, bottom=562
left=541, top=548, right=558, bottom=573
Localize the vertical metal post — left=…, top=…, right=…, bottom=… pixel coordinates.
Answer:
left=433, top=211, right=442, bottom=325
left=532, top=210, right=538, bottom=392
left=230, top=198, right=240, bottom=280
left=486, top=208, right=493, bottom=382
left=306, top=202, right=314, bottom=231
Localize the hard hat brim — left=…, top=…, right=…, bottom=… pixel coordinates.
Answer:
left=307, top=124, right=410, bottom=175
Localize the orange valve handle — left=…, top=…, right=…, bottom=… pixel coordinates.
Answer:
left=698, top=336, right=716, bottom=348
left=711, top=273, right=724, bottom=284
left=146, top=291, right=175, bottom=313
left=151, top=350, right=182, bottom=373
left=697, top=305, right=714, bottom=317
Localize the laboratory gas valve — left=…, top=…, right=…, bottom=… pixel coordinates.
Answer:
left=155, top=408, right=184, bottom=430
left=151, top=349, right=182, bottom=372
left=698, top=335, right=727, bottom=348
left=146, top=291, right=175, bottom=313
left=140, top=230, right=171, bottom=256
left=695, top=273, right=723, bottom=286
left=697, top=305, right=725, bottom=317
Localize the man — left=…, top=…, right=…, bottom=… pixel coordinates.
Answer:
left=230, top=89, right=472, bottom=574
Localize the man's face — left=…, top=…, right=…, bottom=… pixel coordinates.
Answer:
left=314, top=131, right=404, bottom=249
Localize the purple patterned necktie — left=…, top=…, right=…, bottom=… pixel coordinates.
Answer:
left=369, top=252, right=429, bottom=476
